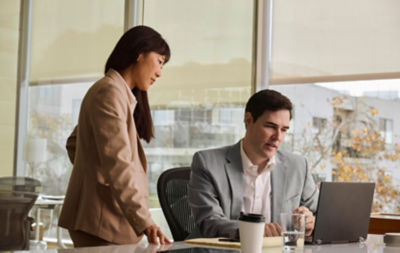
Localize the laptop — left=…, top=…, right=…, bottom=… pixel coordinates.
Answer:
left=308, top=182, right=375, bottom=244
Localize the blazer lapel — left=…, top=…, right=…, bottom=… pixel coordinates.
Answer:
left=224, top=142, right=244, bottom=219
left=271, top=151, right=287, bottom=222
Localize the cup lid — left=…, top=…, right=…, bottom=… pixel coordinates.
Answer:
left=239, top=212, right=265, bottom=223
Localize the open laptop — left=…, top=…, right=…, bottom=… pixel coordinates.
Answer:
left=308, top=182, right=375, bottom=244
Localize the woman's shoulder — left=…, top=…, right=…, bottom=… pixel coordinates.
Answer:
left=91, top=73, right=130, bottom=99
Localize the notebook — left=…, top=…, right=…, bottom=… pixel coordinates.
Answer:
left=157, top=247, right=238, bottom=252
left=308, top=182, right=375, bottom=244
left=184, top=236, right=282, bottom=248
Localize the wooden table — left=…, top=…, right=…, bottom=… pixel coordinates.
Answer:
left=369, top=213, right=400, bottom=234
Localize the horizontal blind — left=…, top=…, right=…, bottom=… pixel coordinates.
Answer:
left=270, top=0, right=400, bottom=85
left=144, top=0, right=254, bottom=106
left=29, top=0, right=124, bottom=85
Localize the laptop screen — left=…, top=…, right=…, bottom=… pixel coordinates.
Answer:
left=311, top=182, right=375, bottom=244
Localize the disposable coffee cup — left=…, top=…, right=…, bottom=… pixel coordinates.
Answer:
left=238, top=212, right=265, bottom=253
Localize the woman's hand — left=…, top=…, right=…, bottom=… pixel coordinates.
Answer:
left=144, top=224, right=171, bottom=245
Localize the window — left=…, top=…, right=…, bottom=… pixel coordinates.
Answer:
left=0, top=0, right=20, bottom=176
left=28, top=83, right=91, bottom=193
left=312, top=117, right=327, bottom=133
left=269, top=0, right=400, bottom=213
left=141, top=0, right=254, bottom=210
left=380, top=118, right=393, bottom=144
left=25, top=0, right=125, bottom=193
left=272, top=81, right=400, bottom=213
left=22, top=0, right=125, bottom=242
left=140, top=0, right=255, bottom=236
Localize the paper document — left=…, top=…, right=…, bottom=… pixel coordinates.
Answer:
left=184, top=237, right=282, bottom=248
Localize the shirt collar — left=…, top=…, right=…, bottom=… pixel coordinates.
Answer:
left=240, top=139, right=276, bottom=176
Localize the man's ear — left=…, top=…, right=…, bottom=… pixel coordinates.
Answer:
left=244, top=112, right=253, bottom=129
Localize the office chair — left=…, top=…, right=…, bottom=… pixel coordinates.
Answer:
left=0, top=177, right=41, bottom=250
left=157, top=167, right=195, bottom=241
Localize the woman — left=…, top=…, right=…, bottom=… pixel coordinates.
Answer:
left=58, top=26, right=171, bottom=247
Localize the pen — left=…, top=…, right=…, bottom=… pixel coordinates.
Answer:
left=218, top=238, right=240, bottom=242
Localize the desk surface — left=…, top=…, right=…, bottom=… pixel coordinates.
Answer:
left=12, top=235, right=399, bottom=253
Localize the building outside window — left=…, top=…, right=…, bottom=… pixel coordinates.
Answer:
left=312, top=117, right=327, bottom=134
left=379, top=118, right=393, bottom=144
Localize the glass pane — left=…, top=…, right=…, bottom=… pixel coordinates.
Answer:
left=26, top=82, right=91, bottom=242
left=25, top=1, right=124, bottom=240
left=142, top=0, right=254, bottom=206
left=24, top=0, right=125, bottom=195
left=143, top=0, right=253, bottom=106
left=142, top=0, right=255, bottom=237
left=27, top=83, right=91, bottom=194
left=271, top=79, right=400, bottom=213
left=30, top=0, right=124, bottom=83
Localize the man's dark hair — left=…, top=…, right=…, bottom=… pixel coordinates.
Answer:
left=245, top=89, right=293, bottom=122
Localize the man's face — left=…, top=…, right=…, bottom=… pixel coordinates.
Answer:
left=244, top=109, right=290, bottom=162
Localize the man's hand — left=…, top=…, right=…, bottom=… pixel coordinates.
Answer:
left=144, top=224, right=171, bottom=245
left=264, top=222, right=281, bottom=237
left=293, top=206, right=315, bottom=236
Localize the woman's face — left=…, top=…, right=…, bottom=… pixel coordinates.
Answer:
left=132, top=52, right=166, bottom=91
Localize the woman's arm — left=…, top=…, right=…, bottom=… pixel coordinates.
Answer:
left=90, top=84, right=155, bottom=236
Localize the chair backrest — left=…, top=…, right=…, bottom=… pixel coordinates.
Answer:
left=0, top=177, right=41, bottom=250
left=157, top=167, right=194, bottom=241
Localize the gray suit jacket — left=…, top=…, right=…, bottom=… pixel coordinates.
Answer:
left=188, top=141, right=319, bottom=239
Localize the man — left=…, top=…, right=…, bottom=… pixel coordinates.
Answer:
left=188, top=89, right=318, bottom=239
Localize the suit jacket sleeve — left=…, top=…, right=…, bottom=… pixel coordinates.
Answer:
left=89, top=84, right=154, bottom=235
left=66, top=126, right=77, bottom=164
left=188, top=152, right=239, bottom=239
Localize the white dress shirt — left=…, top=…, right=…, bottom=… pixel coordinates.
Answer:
left=240, top=140, right=276, bottom=223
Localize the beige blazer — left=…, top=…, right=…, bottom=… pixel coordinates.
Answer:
left=58, top=69, right=154, bottom=244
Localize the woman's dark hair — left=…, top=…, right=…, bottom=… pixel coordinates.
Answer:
left=245, top=89, right=293, bottom=122
left=105, top=25, right=170, bottom=143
